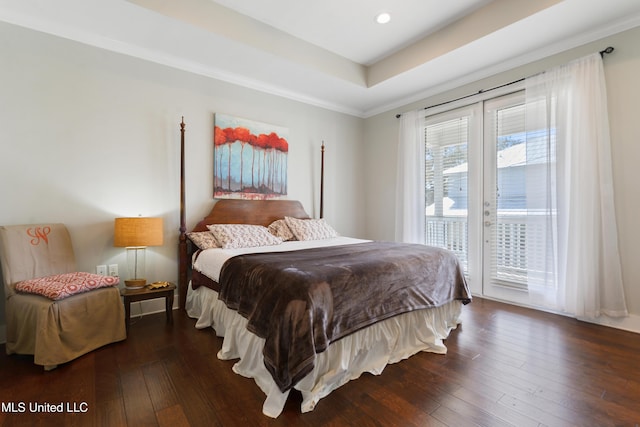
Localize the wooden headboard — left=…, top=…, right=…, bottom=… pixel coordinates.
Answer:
left=178, top=199, right=310, bottom=309
left=177, top=118, right=318, bottom=309
left=192, top=199, right=309, bottom=231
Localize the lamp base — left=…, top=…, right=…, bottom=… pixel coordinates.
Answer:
left=124, top=279, right=147, bottom=289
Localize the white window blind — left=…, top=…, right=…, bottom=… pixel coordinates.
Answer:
left=425, top=115, right=469, bottom=272
left=489, top=102, right=528, bottom=288
left=487, top=98, right=556, bottom=290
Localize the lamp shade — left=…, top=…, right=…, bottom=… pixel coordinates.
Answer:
left=114, top=217, right=163, bottom=247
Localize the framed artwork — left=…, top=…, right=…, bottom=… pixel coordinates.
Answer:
left=214, top=114, right=289, bottom=199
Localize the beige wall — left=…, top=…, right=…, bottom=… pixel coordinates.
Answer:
left=1, top=19, right=638, bottom=338
left=364, top=26, right=640, bottom=331
left=0, top=22, right=365, bottom=339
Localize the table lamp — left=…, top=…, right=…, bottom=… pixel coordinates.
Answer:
left=114, top=217, right=163, bottom=289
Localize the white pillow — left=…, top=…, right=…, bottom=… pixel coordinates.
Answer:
left=267, top=219, right=297, bottom=241
left=284, top=217, right=339, bottom=241
left=207, top=224, right=283, bottom=249
left=186, top=231, right=220, bottom=250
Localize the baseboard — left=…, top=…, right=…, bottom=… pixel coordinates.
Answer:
left=579, top=313, right=640, bottom=334
left=476, top=294, right=640, bottom=334
left=128, top=294, right=179, bottom=319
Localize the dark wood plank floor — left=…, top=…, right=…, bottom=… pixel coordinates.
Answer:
left=1, top=297, right=639, bottom=427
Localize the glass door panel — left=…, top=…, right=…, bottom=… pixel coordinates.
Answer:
left=424, top=105, right=482, bottom=292
left=483, top=93, right=535, bottom=304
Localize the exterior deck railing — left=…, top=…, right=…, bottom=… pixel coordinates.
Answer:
left=426, top=214, right=549, bottom=286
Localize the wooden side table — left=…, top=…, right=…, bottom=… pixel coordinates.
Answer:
left=120, top=283, right=176, bottom=334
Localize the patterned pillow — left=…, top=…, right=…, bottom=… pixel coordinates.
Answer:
left=207, top=224, right=283, bottom=249
left=284, top=217, right=339, bottom=241
left=15, top=272, right=120, bottom=300
left=187, top=231, right=220, bottom=249
left=267, top=219, right=297, bottom=241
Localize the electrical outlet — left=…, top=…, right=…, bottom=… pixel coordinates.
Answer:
left=108, top=264, right=118, bottom=277
left=96, top=265, right=107, bottom=275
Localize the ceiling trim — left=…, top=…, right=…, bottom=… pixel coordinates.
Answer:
left=2, top=1, right=640, bottom=119
left=0, top=3, right=365, bottom=117
left=128, top=0, right=368, bottom=87
left=363, top=12, right=640, bottom=118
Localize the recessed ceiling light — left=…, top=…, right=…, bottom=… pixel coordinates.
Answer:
left=375, top=12, right=391, bottom=24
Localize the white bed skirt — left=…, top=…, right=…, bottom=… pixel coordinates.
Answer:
left=186, top=283, right=463, bottom=418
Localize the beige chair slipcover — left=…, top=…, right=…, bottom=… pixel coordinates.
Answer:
left=0, top=224, right=126, bottom=369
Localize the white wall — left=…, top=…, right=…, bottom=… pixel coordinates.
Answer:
left=364, top=26, right=640, bottom=332
left=2, top=18, right=638, bottom=339
left=0, top=22, right=365, bottom=339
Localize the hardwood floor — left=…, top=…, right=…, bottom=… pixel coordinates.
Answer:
left=1, top=297, right=639, bottom=426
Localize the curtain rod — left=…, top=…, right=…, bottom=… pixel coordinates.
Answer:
left=395, top=46, right=615, bottom=118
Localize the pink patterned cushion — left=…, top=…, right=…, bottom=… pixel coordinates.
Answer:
left=15, top=272, right=120, bottom=300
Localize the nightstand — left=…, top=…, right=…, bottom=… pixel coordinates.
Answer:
left=120, top=283, right=176, bottom=334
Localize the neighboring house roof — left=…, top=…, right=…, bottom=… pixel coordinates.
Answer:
left=444, top=139, right=550, bottom=175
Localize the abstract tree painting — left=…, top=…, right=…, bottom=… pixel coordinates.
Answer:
left=214, top=114, right=289, bottom=199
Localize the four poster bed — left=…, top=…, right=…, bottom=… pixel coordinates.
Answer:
left=177, top=119, right=471, bottom=417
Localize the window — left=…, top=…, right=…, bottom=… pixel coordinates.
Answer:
left=425, top=109, right=473, bottom=273
left=414, top=54, right=625, bottom=316
left=423, top=91, right=558, bottom=303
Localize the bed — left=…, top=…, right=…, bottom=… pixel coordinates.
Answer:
left=176, top=120, right=471, bottom=417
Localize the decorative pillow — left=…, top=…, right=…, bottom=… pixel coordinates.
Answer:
left=206, top=224, right=283, bottom=249
left=15, top=272, right=120, bottom=300
left=267, top=219, right=297, bottom=241
left=186, top=231, right=220, bottom=250
left=284, top=216, right=339, bottom=241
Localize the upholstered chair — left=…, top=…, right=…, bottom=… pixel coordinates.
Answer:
left=0, top=223, right=126, bottom=370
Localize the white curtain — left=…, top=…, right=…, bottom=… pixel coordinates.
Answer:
left=525, top=53, right=627, bottom=319
left=395, top=110, right=425, bottom=243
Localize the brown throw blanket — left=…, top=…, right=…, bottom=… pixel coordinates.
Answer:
left=218, top=241, right=471, bottom=392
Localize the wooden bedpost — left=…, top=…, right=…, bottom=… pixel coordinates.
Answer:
left=178, top=117, right=188, bottom=310
left=320, top=141, right=325, bottom=219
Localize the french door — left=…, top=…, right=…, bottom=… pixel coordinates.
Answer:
left=425, top=91, right=547, bottom=304
left=481, top=93, right=538, bottom=304
left=424, top=104, right=482, bottom=293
